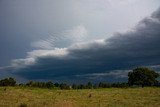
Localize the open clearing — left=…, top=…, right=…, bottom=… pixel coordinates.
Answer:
left=0, top=87, right=160, bottom=107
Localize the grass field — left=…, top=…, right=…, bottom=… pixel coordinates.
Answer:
left=0, top=87, right=160, bottom=107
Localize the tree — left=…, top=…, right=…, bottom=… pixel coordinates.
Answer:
left=128, top=67, right=159, bottom=87
left=46, top=81, right=54, bottom=88
left=77, top=84, right=85, bottom=89
left=59, top=83, right=70, bottom=89
left=0, top=77, right=16, bottom=86
left=72, top=84, right=77, bottom=89
left=86, top=82, right=93, bottom=89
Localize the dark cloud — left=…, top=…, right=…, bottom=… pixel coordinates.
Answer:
left=3, top=7, right=160, bottom=83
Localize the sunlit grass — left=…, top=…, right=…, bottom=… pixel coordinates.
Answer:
left=0, top=87, right=160, bottom=107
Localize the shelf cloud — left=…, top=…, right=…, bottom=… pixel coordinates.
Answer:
left=2, top=7, right=159, bottom=83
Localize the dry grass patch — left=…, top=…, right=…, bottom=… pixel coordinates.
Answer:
left=0, top=87, right=160, bottom=107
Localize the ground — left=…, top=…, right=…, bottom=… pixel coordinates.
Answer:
left=0, top=87, right=160, bottom=107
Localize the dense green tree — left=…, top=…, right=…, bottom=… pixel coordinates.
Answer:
left=25, top=81, right=54, bottom=88
left=54, top=82, right=59, bottom=87
left=72, top=84, right=77, bottom=89
left=128, top=67, right=159, bottom=87
left=0, top=77, right=16, bottom=86
left=46, top=81, right=54, bottom=88
left=98, top=82, right=111, bottom=88
left=77, top=84, right=86, bottom=89
left=86, top=82, right=93, bottom=89
left=59, top=83, right=70, bottom=89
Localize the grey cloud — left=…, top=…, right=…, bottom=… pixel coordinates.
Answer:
left=75, top=70, right=129, bottom=80
left=31, top=25, right=88, bottom=49
left=1, top=0, right=159, bottom=67
left=3, top=7, right=160, bottom=83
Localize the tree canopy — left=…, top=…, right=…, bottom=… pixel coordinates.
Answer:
left=128, top=67, right=159, bottom=87
left=0, top=77, right=16, bottom=86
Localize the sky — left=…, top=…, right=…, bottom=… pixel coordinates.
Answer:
left=0, top=0, right=160, bottom=83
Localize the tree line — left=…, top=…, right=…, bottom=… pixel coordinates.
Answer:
left=0, top=67, right=159, bottom=89
left=0, top=78, right=131, bottom=89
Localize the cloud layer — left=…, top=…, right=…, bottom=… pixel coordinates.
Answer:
left=2, top=7, right=160, bottom=83
left=31, top=25, right=88, bottom=49
left=1, top=0, right=159, bottom=67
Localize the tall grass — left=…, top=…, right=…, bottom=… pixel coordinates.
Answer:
left=0, top=87, right=160, bottom=107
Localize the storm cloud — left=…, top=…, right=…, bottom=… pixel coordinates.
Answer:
left=4, top=7, right=159, bottom=83
left=1, top=0, right=159, bottom=67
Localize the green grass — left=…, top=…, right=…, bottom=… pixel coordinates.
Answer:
left=0, top=87, right=160, bottom=107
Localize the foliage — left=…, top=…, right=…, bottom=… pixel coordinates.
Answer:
left=0, top=67, right=160, bottom=89
left=25, top=81, right=54, bottom=89
left=59, top=83, right=70, bottom=89
left=128, top=67, right=159, bottom=87
left=0, top=77, right=16, bottom=86
left=86, top=82, right=93, bottom=89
